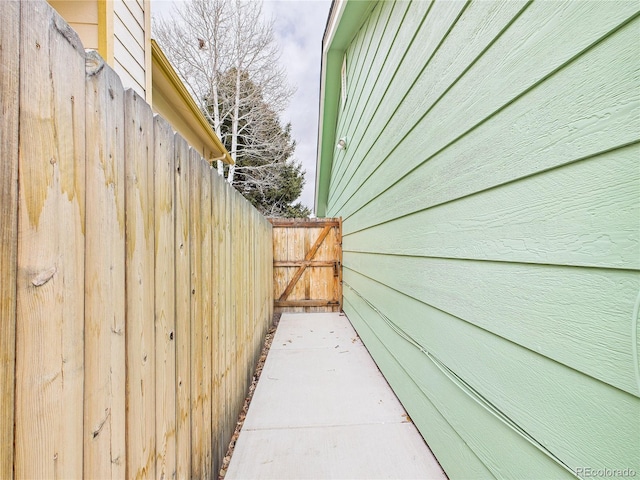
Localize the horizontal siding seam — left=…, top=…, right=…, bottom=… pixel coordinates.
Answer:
left=114, top=32, right=144, bottom=70
left=328, top=0, right=477, bottom=210
left=343, top=284, right=577, bottom=476
left=113, top=51, right=144, bottom=88
left=343, top=1, right=390, bottom=106
left=114, top=58, right=144, bottom=93
left=327, top=0, right=438, bottom=205
left=331, top=8, right=640, bottom=218
left=336, top=2, right=392, bottom=139
left=341, top=294, right=496, bottom=479
left=114, top=10, right=145, bottom=51
left=341, top=140, right=640, bottom=236
left=118, top=0, right=144, bottom=33
left=328, top=4, right=416, bottom=203
left=328, top=6, right=374, bottom=193
left=342, top=248, right=640, bottom=273
left=342, top=264, right=639, bottom=396
left=632, top=290, right=640, bottom=396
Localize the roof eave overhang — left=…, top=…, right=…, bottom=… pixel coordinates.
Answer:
left=151, top=39, right=234, bottom=165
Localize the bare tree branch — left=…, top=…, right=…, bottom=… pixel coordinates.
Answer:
left=154, top=0, right=307, bottom=218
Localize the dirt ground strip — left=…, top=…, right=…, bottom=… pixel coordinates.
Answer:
left=218, top=313, right=282, bottom=479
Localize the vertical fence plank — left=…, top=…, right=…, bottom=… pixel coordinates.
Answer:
left=174, top=136, right=191, bottom=480
left=224, top=184, right=233, bottom=447
left=15, top=3, right=86, bottom=477
left=210, top=170, right=222, bottom=475
left=240, top=198, right=247, bottom=404
left=237, top=199, right=245, bottom=392
left=84, top=51, right=127, bottom=479
left=272, top=224, right=287, bottom=313
left=234, top=197, right=241, bottom=407
left=245, top=202, right=253, bottom=385
left=0, top=2, right=19, bottom=477
left=263, top=219, right=268, bottom=322
left=154, top=115, right=177, bottom=479
left=337, top=218, right=343, bottom=312
left=309, top=224, right=329, bottom=313
left=230, top=191, right=240, bottom=422
left=215, top=173, right=228, bottom=471
left=260, top=215, right=264, bottom=324
left=254, top=214, right=259, bottom=376
left=268, top=219, right=273, bottom=319
left=219, top=183, right=227, bottom=452
left=239, top=194, right=246, bottom=414
left=189, top=149, right=203, bottom=479
left=292, top=227, right=306, bottom=312
left=249, top=209, right=257, bottom=373
left=201, top=163, right=213, bottom=479
left=124, top=89, right=156, bottom=480
left=303, top=226, right=313, bottom=312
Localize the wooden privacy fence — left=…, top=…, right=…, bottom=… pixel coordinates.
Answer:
left=271, top=218, right=342, bottom=313
left=0, top=2, right=273, bottom=479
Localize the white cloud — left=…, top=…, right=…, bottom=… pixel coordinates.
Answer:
left=263, top=0, right=332, bottom=212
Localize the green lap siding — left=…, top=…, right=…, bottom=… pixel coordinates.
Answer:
left=316, top=0, right=640, bottom=478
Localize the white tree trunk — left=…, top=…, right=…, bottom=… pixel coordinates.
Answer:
left=227, top=58, right=242, bottom=184
left=211, top=72, right=225, bottom=177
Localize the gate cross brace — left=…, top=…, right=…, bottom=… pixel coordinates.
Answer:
left=278, top=225, right=333, bottom=302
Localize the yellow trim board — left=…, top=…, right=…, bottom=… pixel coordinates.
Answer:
left=97, top=0, right=113, bottom=64
left=143, top=0, right=152, bottom=103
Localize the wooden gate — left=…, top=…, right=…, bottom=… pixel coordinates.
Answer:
left=270, top=218, right=342, bottom=313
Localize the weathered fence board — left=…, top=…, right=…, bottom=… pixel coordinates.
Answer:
left=3, top=3, right=274, bottom=478
left=231, top=195, right=239, bottom=421
left=15, top=3, right=86, bottom=478
left=154, top=115, right=177, bottom=479
left=219, top=185, right=229, bottom=447
left=125, top=88, right=156, bottom=480
left=189, top=148, right=204, bottom=479
left=200, top=159, right=213, bottom=479
left=0, top=1, right=19, bottom=477
left=174, top=135, right=192, bottom=480
left=226, top=186, right=236, bottom=448
left=211, top=170, right=223, bottom=470
left=84, top=51, right=127, bottom=479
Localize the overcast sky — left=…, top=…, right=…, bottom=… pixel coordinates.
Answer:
left=151, top=0, right=332, bottom=212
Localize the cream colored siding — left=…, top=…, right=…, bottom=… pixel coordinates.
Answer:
left=47, top=1, right=99, bottom=50
left=113, top=0, right=146, bottom=98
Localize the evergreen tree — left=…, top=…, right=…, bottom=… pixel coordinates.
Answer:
left=216, top=69, right=310, bottom=217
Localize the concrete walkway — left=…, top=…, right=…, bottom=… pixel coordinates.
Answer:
left=226, top=312, right=446, bottom=480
